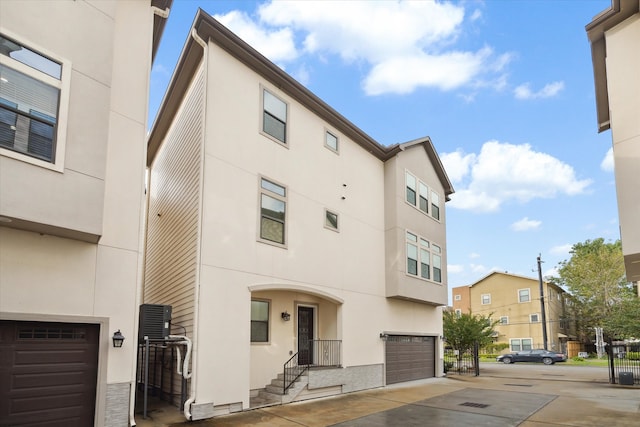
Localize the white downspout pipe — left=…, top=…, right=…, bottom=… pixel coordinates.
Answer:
left=181, top=26, right=208, bottom=422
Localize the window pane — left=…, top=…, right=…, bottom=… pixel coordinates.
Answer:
left=419, top=182, right=428, bottom=213
left=325, top=210, right=338, bottom=229
left=0, top=35, right=62, bottom=79
left=511, top=339, right=521, bottom=351
left=431, top=192, right=440, bottom=220
left=261, top=194, right=285, bottom=220
left=263, top=112, right=285, bottom=143
left=406, top=187, right=416, bottom=205
left=251, top=300, right=269, bottom=321
left=406, top=232, right=417, bottom=242
left=406, top=173, right=416, bottom=205
left=433, top=266, right=441, bottom=283
left=407, top=243, right=417, bottom=260
left=326, top=131, right=338, bottom=151
left=261, top=217, right=284, bottom=244
left=263, top=90, right=286, bottom=121
left=407, top=258, right=417, bottom=275
left=420, top=248, right=430, bottom=279
left=419, top=238, right=429, bottom=248
left=251, top=321, right=268, bottom=342
left=522, top=339, right=532, bottom=350
left=261, top=179, right=285, bottom=196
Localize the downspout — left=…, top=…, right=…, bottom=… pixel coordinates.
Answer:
left=130, top=4, right=170, bottom=427
left=181, top=26, right=209, bottom=422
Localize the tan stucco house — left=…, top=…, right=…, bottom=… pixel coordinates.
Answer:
left=144, top=9, right=454, bottom=421
left=452, top=272, right=575, bottom=354
left=586, top=0, right=640, bottom=287
left=0, top=1, right=171, bottom=425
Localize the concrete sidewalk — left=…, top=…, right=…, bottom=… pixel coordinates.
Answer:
left=136, top=366, right=639, bottom=426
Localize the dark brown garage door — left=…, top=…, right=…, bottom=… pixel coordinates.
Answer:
left=385, top=335, right=435, bottom=384
left=0, top=320, right=99, bottom=426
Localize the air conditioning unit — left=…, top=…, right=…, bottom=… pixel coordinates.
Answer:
left=138, top=304, right=172, bottom=342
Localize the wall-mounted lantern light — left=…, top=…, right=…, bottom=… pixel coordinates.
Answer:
left=281, top=311, right=291, bottom=321
left=112, top=330, right=125, bottom=348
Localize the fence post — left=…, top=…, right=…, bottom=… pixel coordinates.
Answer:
left=474, top=341, right=480, bottom=376
left=607, top=339, right=616, bottom=384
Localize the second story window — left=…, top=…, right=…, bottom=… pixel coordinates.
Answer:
left=406, top=231, right=442, bottom=283
left=262, top=88, right=287, bottom=144
left=325, top=209, right=339, bottom=231
left=0, top=33, right=67, bottom=167
left=481, top=294, right=491, bottom=305
left=259, top=177, right=286, bottom=245
left=325, top=130, right=338, bottom=153
left=530, top=313, right=539, bottom=323
left=500, top=316, right=508, bottom=325
left=431, top=191, right=440, bottom=220
left=518, top=288, right=531, bottom=303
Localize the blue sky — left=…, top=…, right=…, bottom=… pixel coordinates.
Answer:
left=149, top=0, right=618, bottom=293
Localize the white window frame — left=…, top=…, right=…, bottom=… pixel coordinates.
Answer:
left=481, top=293, right=491, bottom=305
left=405, top=230, right=443, bottom=284
left=324, top=209, right=339, bottom=232
left=454, top=294, right=461, bottom=301
left=0, top=29, right=70, bottom=172
left=258, top=176, right=287, bottom=247
left=518, top=288, right=531, bottom=303
left=454, top=309, right=462, bottom=317
left=530, top=313, right=539, bottom=323
left=405, top=170, right=437, bottom=218
left=324, top=129, right=339, bottom=153
left=250, top=298, right=270, bottom=344
left=260, top=86, right=288, bottom=146
left=500, top=316, right=509, bottom=325
left=510, top=338, right=533, bottom=352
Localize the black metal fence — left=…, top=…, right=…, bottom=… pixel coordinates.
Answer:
left=309, top=339, right=342, bottom=367
left=607, top=342, right=640, bottom=385
left=444, top=342, right=479, bottom=376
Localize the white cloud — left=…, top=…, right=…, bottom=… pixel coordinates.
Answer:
left=549, top=244, right=572, bottom=257
left=514, top=81, right=565, bottom=100
left=443, top=140, right=592, bottom=212
left=469, top=252, right=480, bottom=259
left=214, top=10, right=298, bottom=63
left=243, top=0, right=512, bottom=95
left=511, top=217, right=541, bottom=231
left=448, top=264, right=464, bottom=274
left=600, top=147, right=614, bottom=172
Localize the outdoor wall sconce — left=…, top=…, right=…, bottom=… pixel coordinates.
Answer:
left=281, top=311, right=291, bottom=321
left=379, top=333, right=388, bottom=341
left=112, top=330, right=125, bottom=348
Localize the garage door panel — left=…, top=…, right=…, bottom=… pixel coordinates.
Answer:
left=0, top=320, right=99, bottom=426
left=385, top=335, right=435, bottom=385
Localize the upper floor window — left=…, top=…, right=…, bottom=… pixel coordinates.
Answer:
left=510, top=338, right=532, bottom=352
left=325, top=209, right=339, bottom=231
left=262, top=88, right=287, bottom=144
left=405, top=171, right=440, bottom=219
left=481, top=294, right=491, bottom=305
left=406, top=231, right=442, bottom=283
left=530, top=313, right=539, bottom=323
left=251, top=299, right=270, bottom=343
left=518, top=288, right=531, bottom=303
left=454, top=294, right=461, bottom=301
left=325, top=130, right=338, bottom=153
left=454, top=309, right=461, bottom=317
left=0, top=33, right=68, bottom=168
left=500, top=316, right=509, bottom=325
left=259, top=177, right=286, bottom=246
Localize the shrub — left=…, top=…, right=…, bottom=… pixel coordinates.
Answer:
left=444, top=361, right=454, bottom=373
left=627, top=351, right=640, bottom=360
left=571, top=356, right=585, bottom=362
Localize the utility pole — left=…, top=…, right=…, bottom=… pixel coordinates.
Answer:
left=537, top=255, right=548, bottom=350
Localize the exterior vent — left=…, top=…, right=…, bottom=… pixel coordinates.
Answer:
left=138, top=304, right=172, bottom=342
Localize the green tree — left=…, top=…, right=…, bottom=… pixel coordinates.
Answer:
left=556, top=238, right=639, bottom=340
left=443, top=310, right=498, bottom=354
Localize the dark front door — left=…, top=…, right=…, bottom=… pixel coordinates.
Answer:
left=297, top=306, right=314, bottom=365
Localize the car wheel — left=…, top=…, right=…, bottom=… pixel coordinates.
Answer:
left=542, top=357, right=554, bottom=365
left=502, top=357, right=512, bottom=364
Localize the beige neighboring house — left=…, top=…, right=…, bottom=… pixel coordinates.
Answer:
left=452, top=272, right=574, bottom=353
left=0, top=1, right=171, bottom=426
left=144, top=9, right=454, bottom=421
left=586, top=0, right=640, bottom=288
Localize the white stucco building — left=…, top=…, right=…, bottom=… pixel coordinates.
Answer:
left=144, top=10, right=454, bottom=421
left=0, top=1, right=171, bottom=425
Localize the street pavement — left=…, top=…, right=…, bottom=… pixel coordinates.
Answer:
left=136, top=363, right=639, bottom=427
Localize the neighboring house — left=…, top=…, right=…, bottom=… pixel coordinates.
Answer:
left=144, top=9, right=454, bottom=421
left=451, top=272, right=575, bottom=354
left=0, top=1, right=171, bottom=426
left=586, top=0, right=640, bottom=289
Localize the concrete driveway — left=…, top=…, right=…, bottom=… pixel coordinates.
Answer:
left=138, top=363, right=638, bottom=427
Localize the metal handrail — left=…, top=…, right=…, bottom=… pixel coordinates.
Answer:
left=283, top=352, right=308, bottom=394
left=282, top=340, right=342, bottom=394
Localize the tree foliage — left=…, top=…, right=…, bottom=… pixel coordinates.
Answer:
left=555, top=238, right=639, bottom=340
left=443, top=310, right=498, bottom=353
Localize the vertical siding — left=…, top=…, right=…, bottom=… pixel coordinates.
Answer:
left=144, top=65, right=204, bottom=404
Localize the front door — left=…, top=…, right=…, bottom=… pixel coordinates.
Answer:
left=297, top=306, right=314, bottom=365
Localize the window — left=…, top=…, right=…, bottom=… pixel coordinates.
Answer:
left=455, top=309, right=461, bottom=317
left=405, top=171, right=432, bottom=216
left=559, top=318, right=567, bottom=329
left=500, top=316, right=508, bottom=325
left=325, top=130, right=338, bottom=152
left=0, top=33, right=68, bottom=167
left=510, top=338, right=532, bottom=352
left=251, top=299, right=269, bottom=343
left=454, top=294, right=461, bottom=301
left=325, top=209, right=338, bottom=231
left=406, top=231, right=442, bottom=283
left=262, top=88, right=287, bottom=144
left=530, top=313, right=539, bottom=323
left=518, top=288, right=531, bottom=303
left=481, top=294, right=491, bottom=305
left=431, top=191, right=440, bottom=220
left=259, top=177, right=286, bottom=245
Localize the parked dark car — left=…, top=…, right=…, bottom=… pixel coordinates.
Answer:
left=497, top=349, right=567, bottom=365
